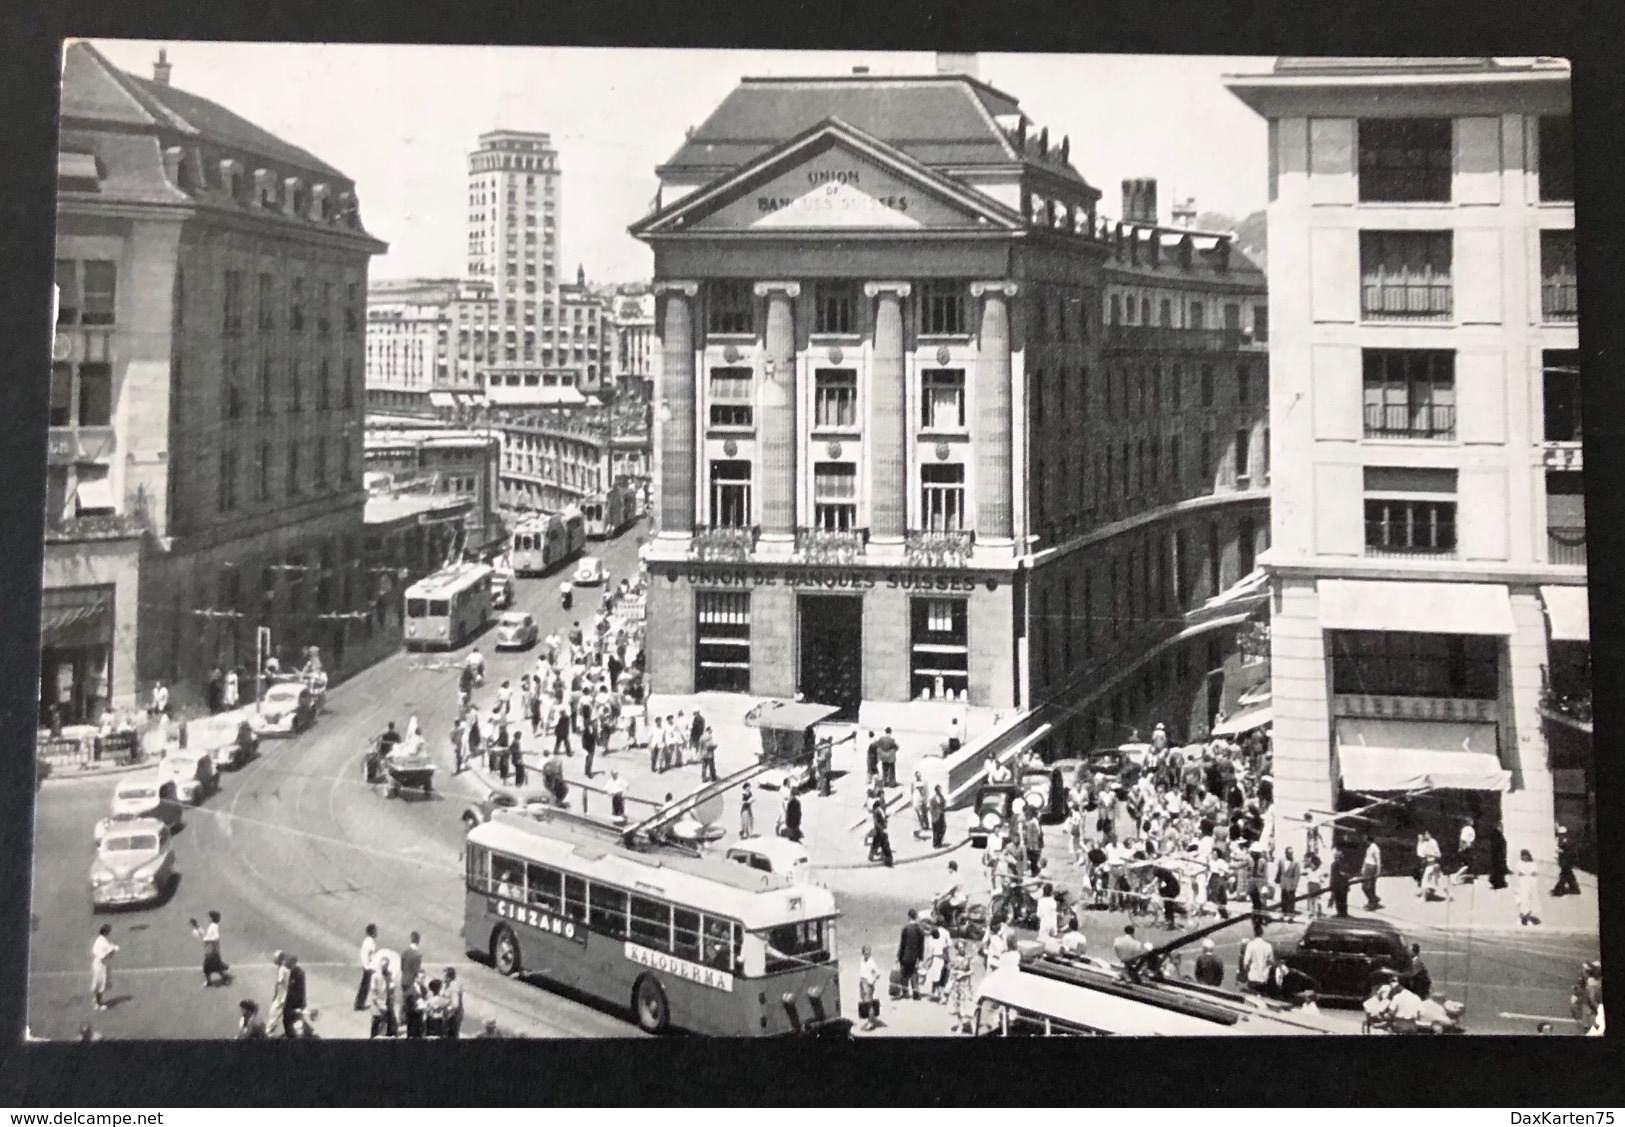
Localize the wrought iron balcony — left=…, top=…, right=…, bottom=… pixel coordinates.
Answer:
left=794, top=526, right=868, bottom=564
left=1548, top=526, right=1587, bottom=566
left=43, top=489, right=151, bottom=544
left=689, top=525, right=759, bottom=562
left=904, top=528, right=974, bottom=568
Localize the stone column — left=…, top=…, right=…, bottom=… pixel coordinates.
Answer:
left=654, top=281, right=698, bottom=536
left=754, top=281, right=801, bottom=541
left=864, top=281, right=912, bottom=544
left=971, top=281, right=1018, bottom=542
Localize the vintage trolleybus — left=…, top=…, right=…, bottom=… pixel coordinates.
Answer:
left=509, top=508, right=587, bottom=576
left=403, top=562, right=493, bottom=650
left=582, top=482, right=637, bottom=540
left=464, top=808, right=848, bottom=1036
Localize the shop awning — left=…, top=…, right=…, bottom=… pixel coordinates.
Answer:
left=429, top=392, right=456, bottom=408
left=1319, top=580, right=1515, bottom=636
left=1540, top=585, right=1590, bottom=643
left=1212, top=703, right=1273, bottom=737
left=1336, top=717, right=1510, bottom=792
left=74, top=476, right=117, bottom=513
left=40, top=586, right=113, bottom=649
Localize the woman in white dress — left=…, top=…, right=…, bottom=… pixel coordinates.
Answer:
left=1514, top=848, right=1543, bottom=926
left=924, top=925, right=949, bottom=1003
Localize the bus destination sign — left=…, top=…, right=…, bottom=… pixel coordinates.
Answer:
left=624, top=942, right=734, bottom=992
left=490, top=897, right=588, bottom=946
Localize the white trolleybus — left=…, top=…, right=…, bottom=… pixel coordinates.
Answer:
left=582, top=482, right=638, bottom=540
left=464, top=806, right=848, bottom=1036
left=403, top=562, right=493, bottom=650
left=509, top=508, right=586, bottom=576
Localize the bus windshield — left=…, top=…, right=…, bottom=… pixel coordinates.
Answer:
left=758, top=918, right=835, bottom=973
left=406, top=598, right=429, bottom=617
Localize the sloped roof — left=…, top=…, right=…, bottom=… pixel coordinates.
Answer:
left=660, top=74, right=1087, bottom=186
left=60, top=42, right=347, bottom=181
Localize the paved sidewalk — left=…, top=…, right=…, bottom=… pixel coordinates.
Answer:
left=1352, top=873, right=1599, bottom=937
left=455, top=687, right=984, bottom=870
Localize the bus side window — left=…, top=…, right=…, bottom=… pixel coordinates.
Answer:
left=673, top=908, right=702, bottom=963
left=492, top=855, right=522, bottom=900
left=589, top=884, right=628, bottom=939
left=563, top=875, right=587, bottom=921
left=702, top=917, right=731, bottom=971
left=630, top=896, right=673, bottom=954
left=467, top=844, right=489, bottom=892
left=527, top=863, right=562, bottom=912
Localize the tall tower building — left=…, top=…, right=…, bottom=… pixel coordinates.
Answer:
left=466, top=131, right=561, bottom=375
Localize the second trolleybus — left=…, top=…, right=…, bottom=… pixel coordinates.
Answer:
left=464, top=807, right=848, bottom=1036
left=509, top=507, right=586, bottom=576
left=403, top=562, right=493, bottom=650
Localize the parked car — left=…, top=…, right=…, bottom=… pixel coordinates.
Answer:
left=159, top=750, right=220, bottom=805
left=252, top=681, right=316, bottom=737
left=494, top=611, right=539, bottom=651
left=93, top=809, right=159, bottom=846
left=725, top=838, right=811, bottom=883
left=572, top=556, right=606, bottom=586
left=461, top=787, right=557, bottom=831
left=102, top=772, right=183, bottom=833
left=208, top=720, right=260, bottom=771
left=1281, top=916, right=1421, bottom=1003
left=969, top=782, right=1021, bottom=849
left=90, top=818, right=177, bottom=911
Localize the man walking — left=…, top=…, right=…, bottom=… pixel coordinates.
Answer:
left=1360, top=836, right=1384, bottom=911
left=814, top=736, right=832, bottom=797
left=553, top=704, right=573, bottom=758
left=281, top=954, right=307, bottom=1038
left=897, top=910, right=926, bottom=1000
left=858, top=946, right=883, bottom=1031
left=355, top=923, right=378, bottom=1011
left=783, top=790, right=803, bottom=844
left=929, top=784, right=948, bottom=849
left=690, top=710, right=705, bottom=763
left=400, top=932, right=424, bottom=1038
left=1277, top=847, right=1301, bottom=918
left=700, top=726, right=718, bottom=783
left=1193, top=938, right=1224, bottom=987
left=1551, top=826, right=1582, bottom=896
left=878, top=728, right=899, bottom=788
left=1240, top=931, right=1275, bottom=994
left=91, top=923, right=118, bottom=1010
left=581, top=719, right=597, bottom=778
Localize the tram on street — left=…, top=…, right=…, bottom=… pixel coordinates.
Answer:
left=582, top=482, right=638, bottom=540
left=509, top=508, right=586, bottom=576
left=464, top=807, right=849, bottom=1036
left=403, top=561, right=493, bottom=650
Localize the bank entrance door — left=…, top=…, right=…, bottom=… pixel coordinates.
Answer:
left=797, top=595, right=863, bottom=721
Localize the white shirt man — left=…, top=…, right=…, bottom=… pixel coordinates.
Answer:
left=223, top=670, right=239, bottom=709
left=1241, top=934, right=1275, bottom=990
left=360, top=931, right=379, bottom=975
left=151, top=683, right=169, bottom=714
left=1036, top=889, right=1059, bottom=943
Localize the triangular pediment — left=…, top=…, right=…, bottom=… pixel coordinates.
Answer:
left=633, top=119, right=1023, bottom=237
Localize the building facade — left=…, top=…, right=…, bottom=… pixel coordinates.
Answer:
left=609, top=289, right=658, bottom=401
left=364, top=277, right=494, bottom=412
left=496, top=411, right=609, bottom=512
left=363, top=425, right=502, bottom=553
left=45, top=43, right=386, bottom=723
left=1228, top=57, right=1582, bottom=861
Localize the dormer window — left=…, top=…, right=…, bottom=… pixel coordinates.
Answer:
left=310, top=183, right=331, bottom=221
left=219, top=159, right=245, bottom=203
left=253, top=169, right=277, bottom=209
left=283, top=176, right=306, bottom=218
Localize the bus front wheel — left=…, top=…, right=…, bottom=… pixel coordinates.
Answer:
left=633, top=975, right=669, bottom=1034
left=492, top=926, right=521, bottom=977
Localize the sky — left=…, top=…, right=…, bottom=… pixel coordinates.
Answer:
left=86, top=41, right=1275, bottom=285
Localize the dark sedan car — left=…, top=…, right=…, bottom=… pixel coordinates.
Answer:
left=1281, top=916, right=1420, bottom=1002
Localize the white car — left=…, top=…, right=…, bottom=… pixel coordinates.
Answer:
left=158, top=751, right=219, bottom=805
left=90, top=818, right=176, bottom=910
left=572, top=556, right=606, bottom=586
left=725, top=838, right=811, bottom=883
left=251, top=682, right=316, bottom=737
left=101, top=772, right=183, bottom=836
left=494, top=611, right=539, bottom=651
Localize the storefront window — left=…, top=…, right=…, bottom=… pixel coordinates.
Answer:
left=911, top=597, right=968, bottom=702
left=696, top=590, right=750, bottom=693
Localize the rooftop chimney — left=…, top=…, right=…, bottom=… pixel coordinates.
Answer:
left=936, top=52, right=980, bottom=79
left=153, top=49, right=172, bottom=86
left=1171, top=196, right=1198, bottom=229
left=1121, top=177, right=1158, bottom=225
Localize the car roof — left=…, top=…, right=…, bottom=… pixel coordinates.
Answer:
left=116, top=771, right=165, bottom=791
left=100, top=817, right=167, bottom=838
left=499, top=611, right=530, bottom=622
left=265, top=682, right=305, bottom=695
left=1304, top=916, right=1403, bottom=937
left=726, top=838, right=809, bottom=863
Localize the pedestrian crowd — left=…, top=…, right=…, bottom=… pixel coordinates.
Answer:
left=353, top=923, right=465, bottom=1039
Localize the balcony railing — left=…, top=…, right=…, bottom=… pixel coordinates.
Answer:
left=689, top=525, right=759, bottom=563
left=1364, top=543, right=1457, bottom=560
left=794, top=526, right=868, bottom=565
left=44, top=489, right=151, bottom=544
left=904, top=528, right=974, bottom=568
left=1548, top=526, right=1587, bottom=566
left=1363, top=403, right=1456, bottom=441
left=1542, top=275, right=1578, bottom=323
left=1102, top=325, right=1264, bottom=354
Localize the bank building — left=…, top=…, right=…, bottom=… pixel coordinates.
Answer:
left=633, top=57, right=1270, bottom=739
